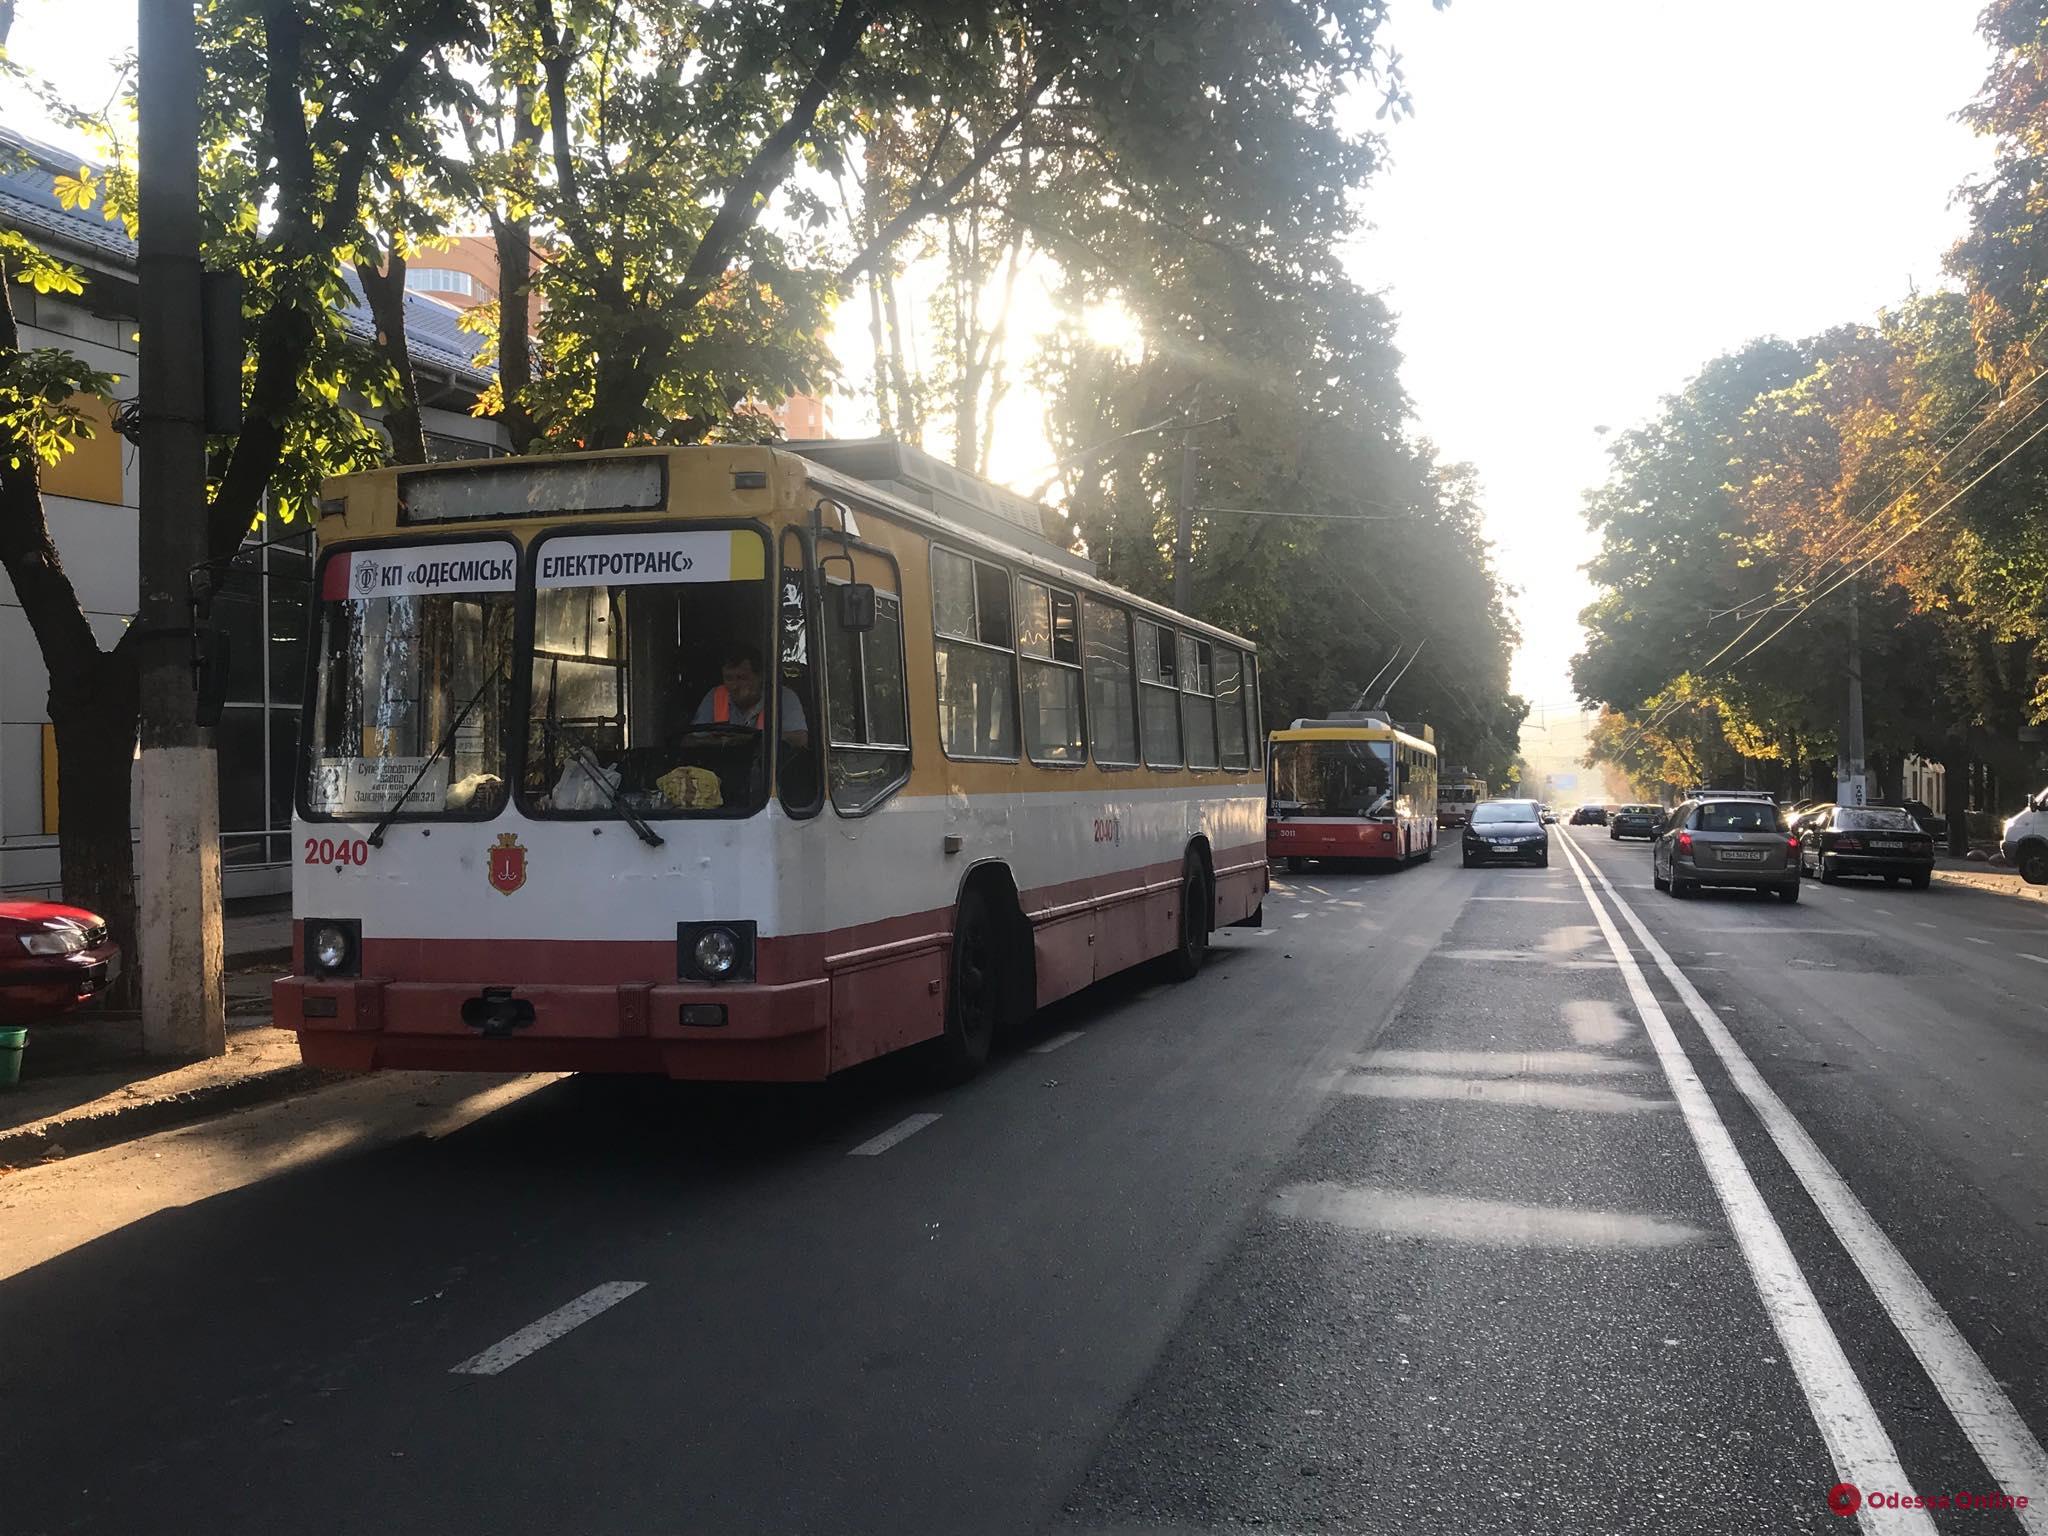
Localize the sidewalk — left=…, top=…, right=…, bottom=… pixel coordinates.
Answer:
left=0, top=898, right=322, bottom=1169
left=1932, top=855, right=2048, bottom=908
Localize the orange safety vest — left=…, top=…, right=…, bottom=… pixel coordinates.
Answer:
left=708, top=686, right=761, bottom=728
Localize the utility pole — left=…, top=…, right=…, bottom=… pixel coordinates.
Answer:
left=1836, top=582, right=1867, bottom=810
left=1173, top=383, right=1200, bottom=613
left=136, top=0, right=226, bottom=1057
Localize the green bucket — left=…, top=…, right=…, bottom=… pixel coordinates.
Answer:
left=0, top=1026, right=24, bottom=1089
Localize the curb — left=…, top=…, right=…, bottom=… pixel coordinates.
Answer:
left=0, top=1062, right=336, bottom=1168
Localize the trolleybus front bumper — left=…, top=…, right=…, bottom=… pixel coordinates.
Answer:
left=275, top=971, right=834, bottom=1080
left=1267, top=819, right=1410, bottom=862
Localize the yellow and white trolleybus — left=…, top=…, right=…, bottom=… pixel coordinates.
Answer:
left=275, top=439, right=1268, bottom=1079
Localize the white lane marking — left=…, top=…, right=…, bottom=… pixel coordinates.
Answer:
left=1467, top=895, right=1580, bottom=904
left=2022, top=953, right=2048, bottom=968
left=1031, top=1030, right=1084, bottom=1055
left=1355, top=1048, right=1647, bottom=1077
left=1566, top=832, right=2048, bottom=1531
left=1552, top=833, right=1934, bottom=1532
left=1335, top=1073, right=1669, bottom=1114
left=1915, top=922, right=1938, bottom=930
left=1966, top=936, right=1992, bottom=946
left=450, top=1282, right=647, bottom=1377
left=848, top=1112, right=942, bottom=1156
left=1272, top=1182, right=1704, bottom=1249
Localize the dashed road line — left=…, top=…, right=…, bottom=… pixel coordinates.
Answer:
left=848, top=1112, right=942, bottom=1157
left=1031, top=1030, right=1084, bottom=1055
left=1554, top=834, right=1934, bottom=1532
left=451, top=1282, right=647, bottom=1376
left=2021, top=953, right=2048, bottom=968
left=1966, top=936, right=1992, bottom=945
left=1565, top=832, right=2048, bottom=1532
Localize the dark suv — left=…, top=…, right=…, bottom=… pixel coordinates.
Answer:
left=1653, top=798, right=1800, bottom=903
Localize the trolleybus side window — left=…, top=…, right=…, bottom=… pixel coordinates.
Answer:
left=1081, top=595, right=1139, bottom=767
left=824, top=560, right=910, bottom=815
left=1244, top=653, right=1263, bottom=766
left=1214, top=644, right=1249, bottom=769
left=931, top=545, right=1019, bottom=761
left=521, top=526, right=776, bottom=819
left=1016, top=576, right=1085, bottom=765
left=1179, top=633, right=1218, bottom=770
left=1137, top=618, right=1183, bottom=769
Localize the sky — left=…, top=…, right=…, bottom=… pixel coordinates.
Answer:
left=0, top=0, right=2001, bottom=733
left=1352, top=0, right=1995, bottom=717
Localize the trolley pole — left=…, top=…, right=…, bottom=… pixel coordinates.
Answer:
left=136, top=0, right=226, bottom=1057
left=1173, top=384, right=1199, bottom=613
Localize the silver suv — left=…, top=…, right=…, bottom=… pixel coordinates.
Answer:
left=1652, top=798, right=1800, bottom=904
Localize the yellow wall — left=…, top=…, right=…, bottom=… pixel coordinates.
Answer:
left=38, top=394, right=124, bottom=505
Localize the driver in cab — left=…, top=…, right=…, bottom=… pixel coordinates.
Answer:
left=693, top=642, right=809, bottom=749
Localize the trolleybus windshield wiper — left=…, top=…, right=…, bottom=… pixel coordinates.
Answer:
left=366, top=656, right=503, bottom=850
left=566, top=743, right=666, bottom=848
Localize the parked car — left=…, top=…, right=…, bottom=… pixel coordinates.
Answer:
left=2003, top=787, right=2048, bottom=885
left=1787, top=802, right=1835, bottom=838
left=1867, top=798, right=1947, bottom=841
left=1797, top=805, right=1935, bottom=887
left=1609, top=804, right=1663, bottom=841
left=1653, top=798, right=1799, bottom=902
left=0, top=901, right=121, bottom=1024
left=1462, top=800, right=1550, bottom=868
left=1569, top=804, right=1608, bottom=825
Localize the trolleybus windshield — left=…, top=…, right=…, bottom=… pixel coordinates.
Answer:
left=1270, top=739, right=1393, bottom=818
left=521, top=527, right=777, bottom=819
left=304, top=540, right=519, bottom=820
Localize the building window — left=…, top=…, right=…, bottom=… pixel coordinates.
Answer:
left=405, top=267, right=476, bottom=297
left=424, top=432, right=500, bottom=463
left=930, top=546, right=1018, bottom=760
left=215, top=520, right=315, bottom=871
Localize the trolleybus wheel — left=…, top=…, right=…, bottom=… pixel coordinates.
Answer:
left=1161, top=852, right=1212, bottom=982
left=1284, top=856, right=1306, bottom=874
left=935, top=888, right=1000, bottom=1077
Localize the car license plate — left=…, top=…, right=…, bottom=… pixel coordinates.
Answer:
left=1871, top=839, right=1903, bottom=849
left=1491, top=840, right=1515, bottom=849
left=1721, top=849, right=1765, bottom=862
left=79, top=961, right=108, bottom=994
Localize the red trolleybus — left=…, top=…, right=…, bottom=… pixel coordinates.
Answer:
left=1266, top=713, right=1438, bottom=872
left=274, top=440, right=1268, bottom=1080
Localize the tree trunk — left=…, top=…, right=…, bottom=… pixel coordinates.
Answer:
left=354, top=249, right=426, bottom=465
left=48, top=651, right=141, bottom=1006
left=492, top=82, right=542, bottom=454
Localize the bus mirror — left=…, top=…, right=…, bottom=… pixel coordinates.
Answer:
left=836, top=582, right=877, bottom=632
left=195, top=626, right=232, bottom=728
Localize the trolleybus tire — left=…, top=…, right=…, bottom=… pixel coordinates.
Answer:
left=1160, top=852, right=1212, bottom=982
left=934, top=888, right=1001, bottom=1078
left=1284, top=856, right=1306, bottom=874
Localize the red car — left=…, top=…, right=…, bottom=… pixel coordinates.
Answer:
left=0, top=902, right=122, bottom=1024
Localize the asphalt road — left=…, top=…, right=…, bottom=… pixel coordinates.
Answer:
left=2, top=827, right=2044, bottom=1534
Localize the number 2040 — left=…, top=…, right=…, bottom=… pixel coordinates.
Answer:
left=304, top=837, right=370, bottom=865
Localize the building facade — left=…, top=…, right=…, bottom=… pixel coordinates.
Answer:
left=0, top=129, right=508, bottom=900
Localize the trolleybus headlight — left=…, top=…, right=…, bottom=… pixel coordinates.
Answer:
left=693, top=927, right=738, bottom=979
left=307, top=919, right=360, bottom=977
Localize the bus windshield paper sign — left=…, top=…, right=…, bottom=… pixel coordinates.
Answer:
left=323, top=541, right=517, bottom=601
left=536, top=530, right=764, bottom=588
left=312, top=757, right=449, bottom=814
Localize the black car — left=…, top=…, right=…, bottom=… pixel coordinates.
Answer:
left=1868, top=798, right=1947, bottom=842
left=1798, top=805, right=1935, bottom=887
left=1462, top=799, right=1549, bottom=868
left=1569, top=804, right=1607, bottom=825
left=1609, top=804, right=1662, bottom=841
